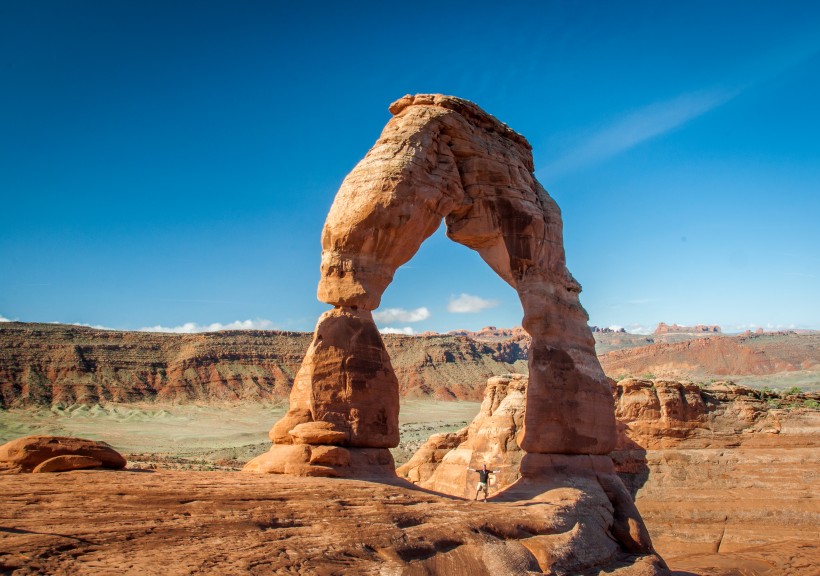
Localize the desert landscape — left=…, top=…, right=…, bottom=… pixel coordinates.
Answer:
left=4, top=4, right=820, bottom=575
left=3, top=91, right=819, bottom=576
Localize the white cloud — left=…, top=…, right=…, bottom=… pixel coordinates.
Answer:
left=447, top=293, right=499, bottom=314
left=373, top=307, right=430, bottom=323
left=69, top=322, right=114, bottom=330
left=625, top=324, right=654, bottom=335
left=379, top=326, right=416, bottom=335
left=139, top=318, right=276, bottom=333
left=0, top=314, right=12, bottom=322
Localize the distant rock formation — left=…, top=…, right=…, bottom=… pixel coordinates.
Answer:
left=0, top=322, right=527, bottom=407
left=0, top=435, right=126, bottom=474
left=247, top=94, right=616, bottom=478
left=4, top=322, right=816, bottom=409
left=600, top=331, right=820, bottom=380
left=654, top=322, right=721, bottom=334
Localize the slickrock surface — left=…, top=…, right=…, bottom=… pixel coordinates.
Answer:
left=0, top=470, right=668, bottom=575
left=401, top=375, right=820, bottom=575
left=0, top=435, right=126, bottom=474
left=259, top=93, right=616, bottom=478
left=0, top=322, right=526, bottom=407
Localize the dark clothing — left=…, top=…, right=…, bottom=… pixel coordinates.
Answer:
left=477, top=469, right=492, bottom=483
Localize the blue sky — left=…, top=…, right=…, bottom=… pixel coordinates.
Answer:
left=1, top=1, right=819, bottom=335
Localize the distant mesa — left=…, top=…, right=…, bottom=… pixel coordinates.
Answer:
left=599, top=330, right=820, bottom=381
left=654, top=322, right=721, bottom=334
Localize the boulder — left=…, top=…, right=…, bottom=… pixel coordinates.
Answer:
left=32, top=455, right=103, bottom=473
left=0, top=435, right=126, bottom=474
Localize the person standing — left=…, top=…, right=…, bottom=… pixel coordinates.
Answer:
left=467, top=463, right=499, bottom=501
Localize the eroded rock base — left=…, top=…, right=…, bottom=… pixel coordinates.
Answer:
left=243, top=444, right=396, bottom=478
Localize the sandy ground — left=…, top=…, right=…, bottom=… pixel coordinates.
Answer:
left=0, top=400, right=480, bottom=469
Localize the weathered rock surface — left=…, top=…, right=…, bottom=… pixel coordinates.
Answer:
left=611, top=379, right=820, bottom=575
left=398, top=374, right=657, bottom=563
left=270, top=307, right=400, bottom=449
left=0, top=470, right=669, bottom=575
left=32, top=454, right=103, bottom=473
left=0, top=322, right=526, bottom=406
left=259, top=93, right=616, bottom=478
left=600, top=331, right=820, bottom=382
left=0, top=435, right=126, bottom=474
left=612, top=378, right=819, bottom=451
left=398, top=374, right=526, bottom=494
left=402, top=374, right=820, bottom=574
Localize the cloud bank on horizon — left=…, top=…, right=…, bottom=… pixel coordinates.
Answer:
left=138, top=319, right=276, bottom=333
left=447, top=294, right=499, bottom=314
left=372, top=307, right=430, bottom=324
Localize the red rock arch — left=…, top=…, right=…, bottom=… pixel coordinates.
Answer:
left=245, top=95, right=615, bottom=477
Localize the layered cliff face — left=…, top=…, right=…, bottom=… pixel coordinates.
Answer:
left=0, top=322, right=527, bottom=408
left=4, top=323, right=817, bottom=409
left=400, top=375, right=820, bottom=574
left=0, top=323, right=310, bottom=407
left=599, top=331, right=820, bottom=383
left=613, top=379, right=820, bottom=574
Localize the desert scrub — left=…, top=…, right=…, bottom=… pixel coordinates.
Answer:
left=804, top=399, right=820, bottom=409
left=784, top=386, right=803, bottom=396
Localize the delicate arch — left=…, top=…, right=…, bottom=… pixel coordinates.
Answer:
left=245, top=95, right=615, bottom=477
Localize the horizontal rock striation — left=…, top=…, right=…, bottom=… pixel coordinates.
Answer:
left=0, top=322, right=527, bottom=407
left=600, top=331, right=820, bottom=380
left=0, top=323, right=310, bottom=407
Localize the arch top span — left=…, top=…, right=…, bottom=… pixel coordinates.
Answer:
left=319, top=93, right=566, bottom=313
left=244, top=95, right=616, bottom=478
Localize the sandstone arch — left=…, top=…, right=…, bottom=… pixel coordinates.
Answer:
left=245, top=94, right=616, bottom=477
